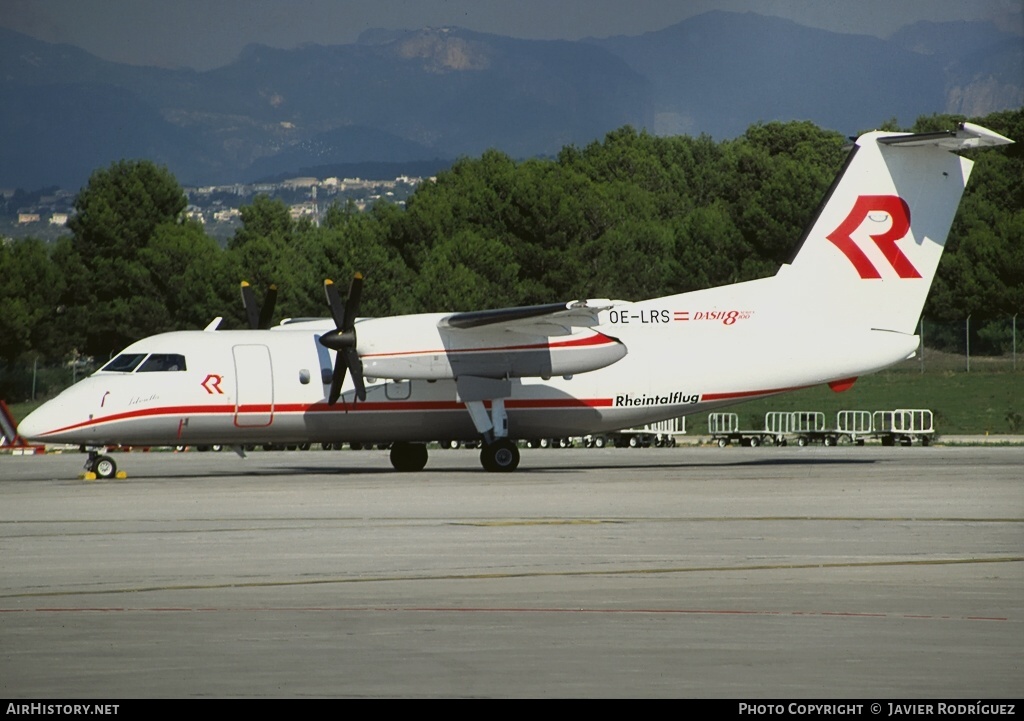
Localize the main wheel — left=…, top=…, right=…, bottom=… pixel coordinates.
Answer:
left=389, top=442, right=428, bottom=472
left=480, top=439, right=520, bottom=472
left=92, top=455, right=117, bottom=479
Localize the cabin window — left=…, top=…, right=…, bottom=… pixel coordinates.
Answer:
left=101, top=354, right=148, bottom=373
left=136, top=354, right=187, bottom=372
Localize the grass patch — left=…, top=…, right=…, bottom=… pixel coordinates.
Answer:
left=715, top=366, right=1022, bottom=435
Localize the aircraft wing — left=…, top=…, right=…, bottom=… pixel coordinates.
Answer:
left=439, top=300, right=612, bottom=336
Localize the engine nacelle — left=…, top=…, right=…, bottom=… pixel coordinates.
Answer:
left=354, top=314, right=626, bottom=381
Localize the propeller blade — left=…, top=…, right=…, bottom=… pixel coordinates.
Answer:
left=257, top=284, right=277, bottom=330
left=323, top=279, right=346, bottom=328
left=344, top=346, right=366, bottom=401
left=240, top=282, right=260, bottom=330
left=344, top=273, right=363, bottom=332
left=328, top=360, right=347, bottom=405
left=241, top=281, right=278, bottom=329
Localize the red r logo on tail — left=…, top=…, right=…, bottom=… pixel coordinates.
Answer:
left=827, top=195, right=920, bottom=279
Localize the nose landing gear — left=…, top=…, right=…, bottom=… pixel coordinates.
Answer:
left=83, top=449, right=122, bottom=480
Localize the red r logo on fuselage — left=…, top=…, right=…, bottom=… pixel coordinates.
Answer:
left=827, top=195, right=920, bottom=279
left=201, top=374, right=224, bottom=394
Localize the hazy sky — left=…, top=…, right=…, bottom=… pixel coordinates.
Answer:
left=3, top=0, right=1022, bottom=70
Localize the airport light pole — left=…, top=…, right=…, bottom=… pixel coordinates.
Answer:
left=966, top=314, right=971, bottom=373
left=919, top=317, right=924, bottom=373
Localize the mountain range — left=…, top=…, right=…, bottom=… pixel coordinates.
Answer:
left=1, top=10, right=1021, bottom=190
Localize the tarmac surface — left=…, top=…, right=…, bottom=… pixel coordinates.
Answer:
left=1, top=445, right=1021, bottom=698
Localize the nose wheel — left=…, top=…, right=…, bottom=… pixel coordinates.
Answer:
left=84, top=450, right=119, bottom=479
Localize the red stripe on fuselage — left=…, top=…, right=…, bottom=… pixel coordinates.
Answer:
left=33, top=397, right=617, bottom=437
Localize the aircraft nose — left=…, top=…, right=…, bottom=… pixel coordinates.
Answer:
left=18, top=402, right=58, bottom=442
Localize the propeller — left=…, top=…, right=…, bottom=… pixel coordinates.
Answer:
left=318, top=273, right=366, bottom=404
left=240, top=281, right=278, bottom=330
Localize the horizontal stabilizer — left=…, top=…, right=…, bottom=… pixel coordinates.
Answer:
left=876, top=122, right=1013, bottom=150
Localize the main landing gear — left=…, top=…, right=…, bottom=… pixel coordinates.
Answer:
left=479, top=438, right=520, bottom=472
left=462, top=380, right=521, bottom=472
left=389, top=442, right=429, bottom=472
left=387, top=439, right=521, bottom=473
left=386, top=376, right=524, bottom=472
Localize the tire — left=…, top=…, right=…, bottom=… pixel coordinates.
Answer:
left=749, top=436, right=760, bottom=448
left=797, top=437, right=808, bottom=447
left=92, top=455, right=117, bottom=479
left=717, top=438, right=728, bottom=448
left=389, top=442, right=428, bottom=472
left=823, top=436, right=834, bottom=447
left=480, top=439, right=520, bottom=472
left=594, top=436, right=606, bottom=449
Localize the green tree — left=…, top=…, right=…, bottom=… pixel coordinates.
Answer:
left=307, top=200, right=416, bottom=317
left=0, top=238, right=66, bottom=363
left=226, top=195, right=322, bottom=321
left=60, top=159, right=191, bottom=358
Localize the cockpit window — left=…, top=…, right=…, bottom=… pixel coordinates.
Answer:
left=137, top=354, right=187, bottom=372
left=101, top=353, right=148, bottom=373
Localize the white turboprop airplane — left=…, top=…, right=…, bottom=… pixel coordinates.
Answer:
left=18, top=122, right=1013, bottom=477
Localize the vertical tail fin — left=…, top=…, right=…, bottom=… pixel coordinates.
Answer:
left=783, top=122, right=1012, bottom=334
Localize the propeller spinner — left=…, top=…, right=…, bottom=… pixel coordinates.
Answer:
left=319, top=273, right=366, bottom=404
